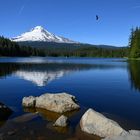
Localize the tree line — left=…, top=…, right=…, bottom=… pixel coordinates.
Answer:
left=0, top=35, right=131, bottom=58
left=0, top=36, right=45, bottom=57
left=43, top=46, right=129, bottom=57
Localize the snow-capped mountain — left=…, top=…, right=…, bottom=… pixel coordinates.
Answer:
left=11, top=26, right=77, bottom=43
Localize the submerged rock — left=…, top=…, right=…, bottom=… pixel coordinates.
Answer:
left=7, top=130, right=17, bottom=136
left=0, top=102, right=13, bottom=120
left=53, top=115, right=68, bottom=127
left=80, top=108, right=126, bottom=138
left=22, top=92, right=80, bottom=113
left=12, top=112, right=39, bottom=123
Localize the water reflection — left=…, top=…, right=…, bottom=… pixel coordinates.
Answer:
left=23, top=108, right=79, bottom=134
left=23, top=107, right=79, bottom=122
left=0, top=58, right=140, bottom=139
left=128, top=60, right=140, bottom=91
left=0, top=62, right=120, bottom=87
left=0, top=63, right=19, bottom=78
left=0, top=63, right=94, bottom=86
left=15, top=70, right=69, bottom=87
left=1, top=60, right=140, bottom=91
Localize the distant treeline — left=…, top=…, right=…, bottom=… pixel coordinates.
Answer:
left=0, top=36, right=45, bottom=57
left=19, top=41, right=129, bottom=58
left=0, top=36, right=129, bottom=57
left=43, top=46, right=129, bottom=57
left=129, top=27, right=140, bottom=58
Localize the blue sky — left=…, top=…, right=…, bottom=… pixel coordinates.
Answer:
left=0, top=0, right=140, bottom=46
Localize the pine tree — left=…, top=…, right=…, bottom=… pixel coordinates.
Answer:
left=129, top=27, right=140, bottom=58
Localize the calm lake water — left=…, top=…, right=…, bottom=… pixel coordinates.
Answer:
left=0, top=57, right=140, bottom=139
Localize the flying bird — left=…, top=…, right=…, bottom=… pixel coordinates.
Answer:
left=96, top=15, right=99, bottom=20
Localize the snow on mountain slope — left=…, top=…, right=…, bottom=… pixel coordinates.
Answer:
left=11, top=26, right=77, bottom=43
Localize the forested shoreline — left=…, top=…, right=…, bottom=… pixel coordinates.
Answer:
left=1, top=26, right=140, bottom=58
left=0, top=36, right=45, bottom=57
left=0, top=36, right=130, bottom=58
left=43, top=46, right=129, bottom=57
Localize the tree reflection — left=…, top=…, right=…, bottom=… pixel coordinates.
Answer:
left=0, top=63, right=19, bottom=78
left=0, top=63, right=93, bottom=86
left=0, top=62, right=123, bottom=86
left=128, top=60, right=140, bottom=91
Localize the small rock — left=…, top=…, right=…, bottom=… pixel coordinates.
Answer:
left=53, top=115, right=68, bottom=127
left=22, top=96, right=36, bottom=107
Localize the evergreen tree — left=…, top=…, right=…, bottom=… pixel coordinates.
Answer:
left=129, top=27, right=140, bottom=58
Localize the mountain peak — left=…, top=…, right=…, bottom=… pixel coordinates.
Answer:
left=31, top=26, right=44, bottom=31
left=11, top=26, right=77, bottom=43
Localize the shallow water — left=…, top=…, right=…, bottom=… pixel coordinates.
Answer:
left=0, top=57, right=140, bottom=139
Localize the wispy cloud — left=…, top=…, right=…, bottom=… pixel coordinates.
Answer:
left=18, top=5, right=25, bottom=15
left=132, top=5, right=140, bottom=9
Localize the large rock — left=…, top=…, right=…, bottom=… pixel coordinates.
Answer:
left=22, top=92, right=80, bottom=113
left=80, top=108, right=126, bottom=138
left=53, top=115, right=68, bottom=127
left=102, top=130, right=140, bottom=140
left=102, top=135, right=140, bottom=140
left=0, top=102, right=13, bottom=120
left=129, top=130, right=140, bottom=137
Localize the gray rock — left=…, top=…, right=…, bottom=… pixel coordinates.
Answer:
left=22, top=92, right=80, bottom=113
left=22, top=96, right=36, bottom=107
left=102, top=134, right=140, bottom=140
left=53, top=115, right=68, bottom=127
left=129, top=130, right=140, bottom=137
left=80, top=108, right=126, bottom=138
left=0, top=102, right=13, bottom=120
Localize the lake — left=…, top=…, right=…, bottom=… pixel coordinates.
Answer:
left=0, top=57, right=140, bottom=140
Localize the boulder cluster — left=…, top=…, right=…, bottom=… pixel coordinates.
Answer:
left=22, top=92, right=140, bottom=140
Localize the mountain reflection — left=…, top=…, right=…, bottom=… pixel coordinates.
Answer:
left=128, top=60, right=140, bottom=91
left=15, top=70, right=68, bottom=86
left=0, top=63, right=94, bottom=86
left=0, top=61, right=129, bottom=87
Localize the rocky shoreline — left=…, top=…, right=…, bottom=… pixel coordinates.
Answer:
left=0, top=92, right=140, bottom=140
